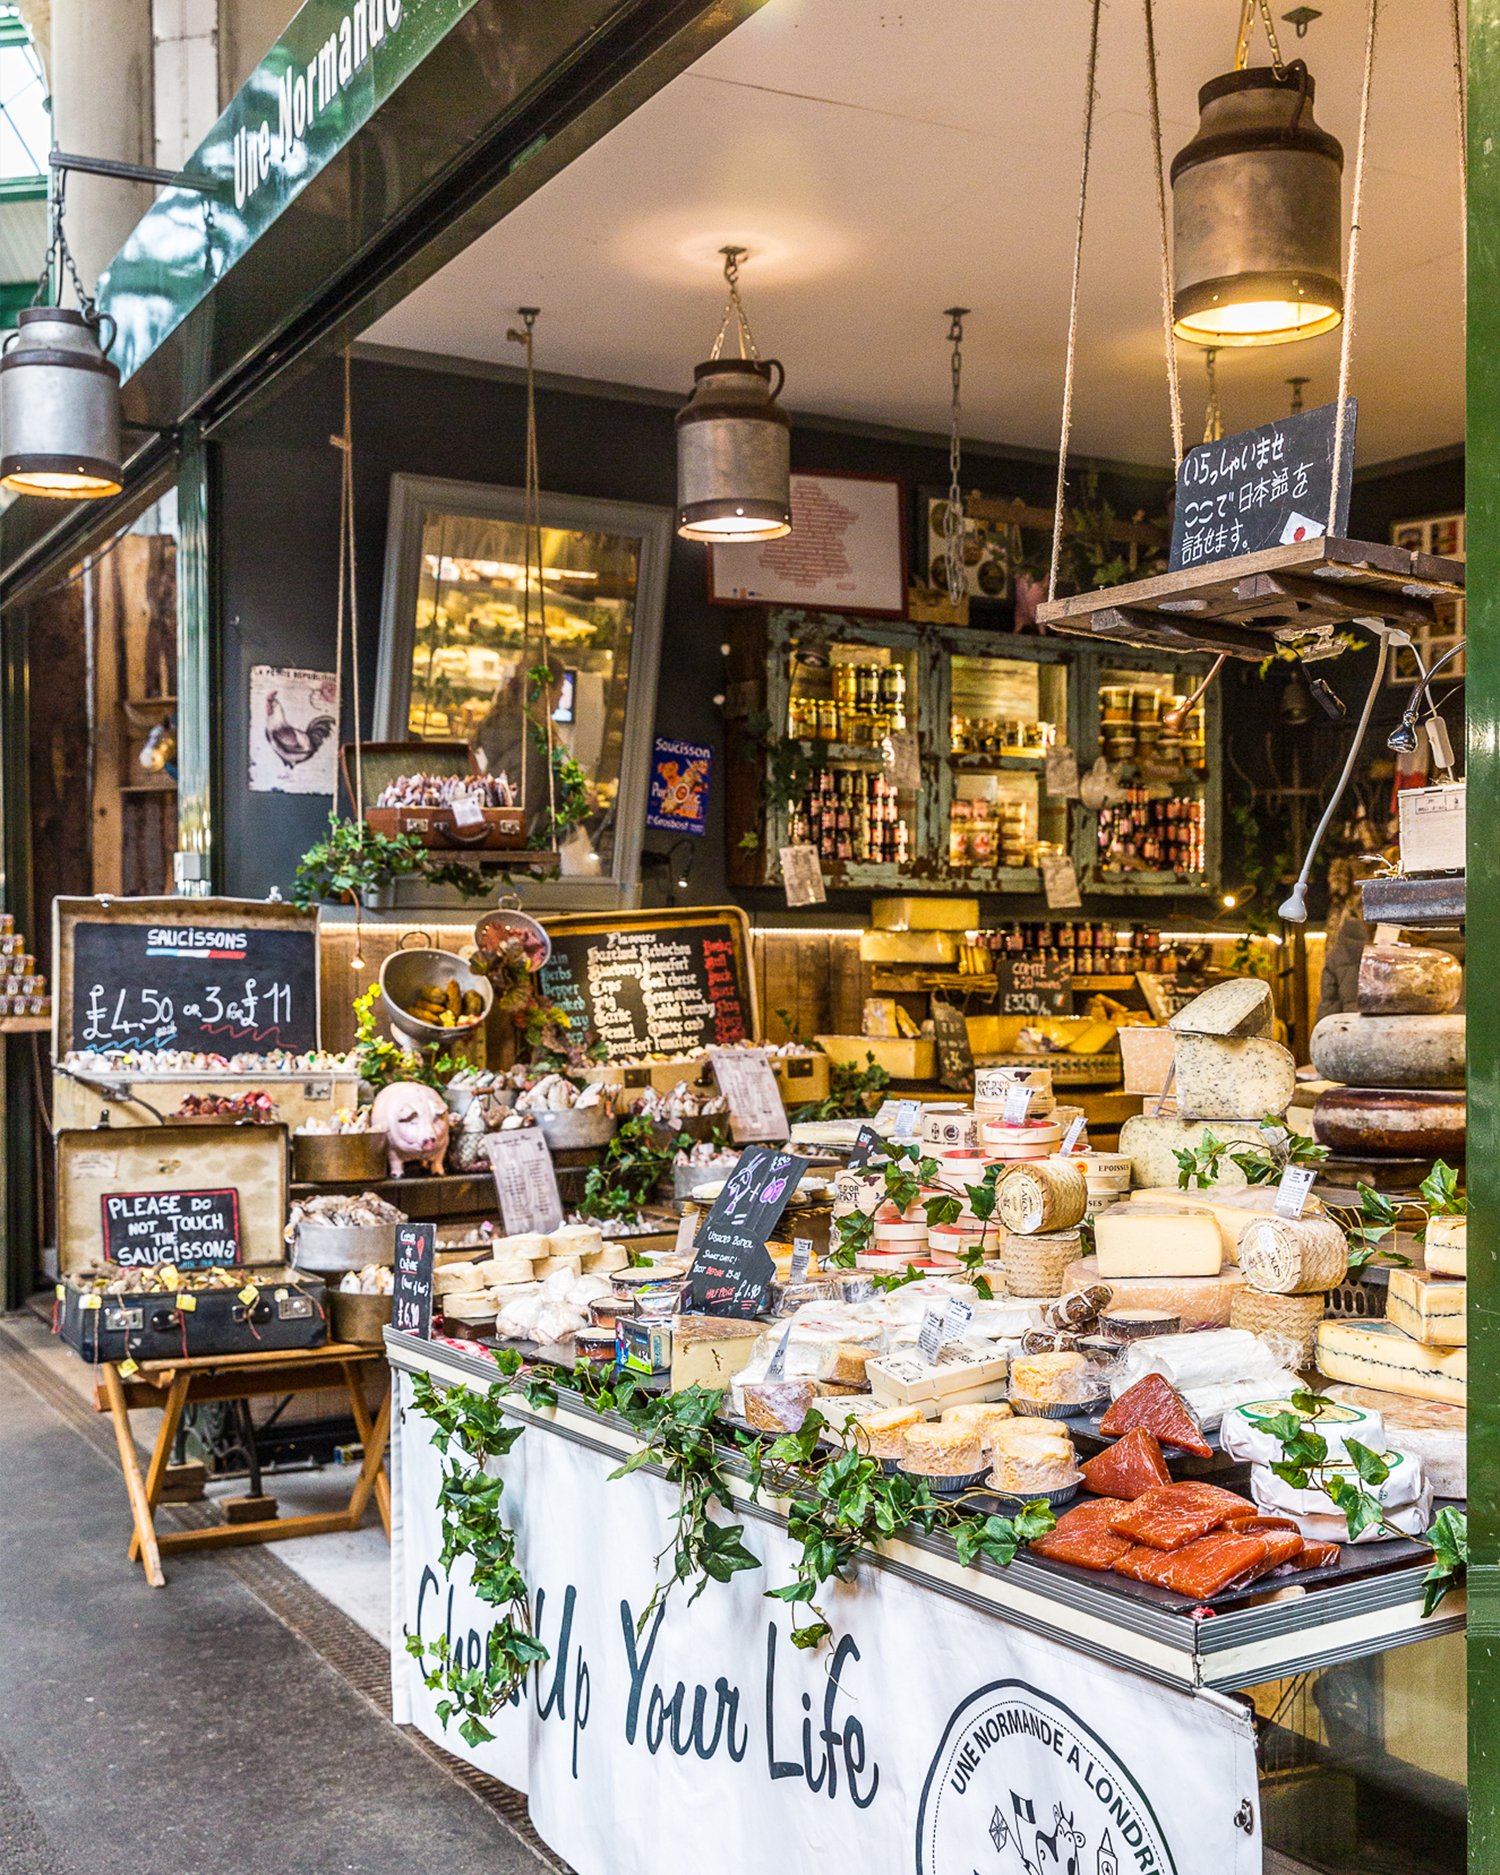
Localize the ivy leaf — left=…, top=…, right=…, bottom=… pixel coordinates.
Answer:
left=1344, top=1438, right=1393, bottom=1490
left=923, top=1193, right=963, bottom=1228
left=458, top=1714, right=496, bottom=1748
left=1420, top=1160, right=1465, bottom=1217
left=1325, top=1474, right=1386, bottom=1540
left=790, top=1619, right=832, bottom=1651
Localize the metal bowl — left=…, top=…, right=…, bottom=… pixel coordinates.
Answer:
left=534, top=1107, right=619, bottom=1152
left=328, top=1289, right=393, bottom=1346
left=291, top=1221, right=398, bottom=1272
left=292, top=1131, right=389, bottom=1184
left=379, top=947, right=493, bottom=1048
left=474, top=905, right=551, bottom=971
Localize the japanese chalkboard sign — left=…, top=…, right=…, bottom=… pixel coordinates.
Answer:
left=689, top=1145, right=808, bottom=1318
left=931, top=999, right=975, bottom=1093
left=62, top=902, right=319, bottom=1057
left=994, top=955, right=1073, bottom=1018
left=537, top=908, right=754, bottom=1063
left=101, top=1188, right=242, bottom=1269
left=1169, top=399, right=1357, bottom=572
left=392, top=1223, right=437, bottom=1340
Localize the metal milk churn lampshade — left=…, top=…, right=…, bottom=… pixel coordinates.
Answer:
left=0, top=306, right=122, bottom=498
left=676, top=246, right=791, bottom=542
left=1171, top=61, right=1344, bottom=347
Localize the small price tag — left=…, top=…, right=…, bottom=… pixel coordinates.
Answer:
left=238, top=1285, right=259, bottom=1306
left=1061, top=1113, right=1088, bottom=1154
left=81, top=1293, right=101, bottom=1312
left=917, top=1307, right=945, bottom=1362
left=1044, top=746, right=1081, bottom=800
left=1040, top=852, right=1083, bottom=911
left=1002, top=1083, right=1034, bottom=1124
left=941, top=1298, right=974, bottom=1345
left=177, top=1293, right=197, bottom=1312
left=893, top=1098, right=922, bottom=1141
left=778, top=843, right=827, bottom=908
left=1274, top=1163, right=1318, bottom=1220
left=274, top=1287, right=289, bottom=1302
left=766, top=1325, right=794, bottom=1381
left=789, top=1238, right=814, bottom=1283
left=1373, top=924, right=1403, bottom=947
left=160, top=1265, right=180, bottom=1291
left=117, top=1358, right=139, bottom=1379
left=451, top=794, right=485, bottom=829
left=54, top=1283, right=64, bottom=1300
left=676, top=1204, right=700, bottom=1254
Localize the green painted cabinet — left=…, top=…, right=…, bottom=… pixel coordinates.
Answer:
left=724, top=608, right=1221, bottom=898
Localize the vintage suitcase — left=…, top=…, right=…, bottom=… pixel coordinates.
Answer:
left=59, top=1264, right=327, bottom=1363
left=346, top=741, right=526, bottom=850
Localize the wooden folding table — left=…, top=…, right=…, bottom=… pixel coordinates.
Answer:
left=95, top=1341, right=392, bottom=1587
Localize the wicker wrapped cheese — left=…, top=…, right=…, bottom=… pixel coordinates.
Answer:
left=996, top=1228, right=1082, bottom=1298
left=1229, top=1289, right=1326, bottom=1366
left=1238, top=1216, right=1348, bottom=1296
left=997, top=1160, right=1087, bottom=1235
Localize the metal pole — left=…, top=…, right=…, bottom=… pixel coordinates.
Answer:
left=1469, top=3, right=1498, bottom=1863
left=174, top=426, right=217, bottom=897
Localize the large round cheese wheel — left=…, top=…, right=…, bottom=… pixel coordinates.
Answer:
left=1063, top=1254, right=1247, bottom=1328
left=1312, top=1086, right=1466, bottom=1156
left=1309, top=1013, right=1465, bottom=1090
left=996, top=1160, right=1086, bottom=1234
left=1237, top=1215, right=1348, bottom=1294
left=1357, top=944, right=1462, bottom=1017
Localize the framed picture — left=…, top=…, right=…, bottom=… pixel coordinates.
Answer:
left=708, top=472, right=908, bottom=616
left=1389, top=512, right=1465, bottom=684
left=922, top=489, right=1011, bottom=601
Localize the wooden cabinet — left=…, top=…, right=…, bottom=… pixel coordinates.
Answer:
left=725, top=608, right=1221, bottom=898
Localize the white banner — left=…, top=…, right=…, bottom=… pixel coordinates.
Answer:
left=392, top=1368, right=1261, bottom=1875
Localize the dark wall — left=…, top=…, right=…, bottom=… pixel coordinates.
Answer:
left=214, top=351, right=1463, bottom=923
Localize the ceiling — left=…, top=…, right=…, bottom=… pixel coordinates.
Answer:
left=365, top=0, right=1465, bottom=470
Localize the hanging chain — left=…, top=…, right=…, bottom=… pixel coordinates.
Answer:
left=507, top=308, right=556, bottom=839
left=1203, top=348, right=1223, bottom=444
left=33, top=170, right=96, bottom=316
left=709, top=247, right=761, bottom=362
left=1235, top=0, right=1287, bottom=75
left=942, top=308, right=969, bottom=607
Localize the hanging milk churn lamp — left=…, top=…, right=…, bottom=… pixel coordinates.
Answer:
left=1170, top=2, right=1344, bottom=347
left=675, top=246, right=792, bottom=542
left=0, top=166, right=122, bottom=498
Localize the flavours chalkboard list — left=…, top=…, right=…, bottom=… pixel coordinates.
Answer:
left=101, top=1188, right=242, bottom=1269
left=70, top=919, right=319, bottom=1057
left=689, top=1145, right=807, bottom=1318
left=539, top=922, right=750, bottom=1061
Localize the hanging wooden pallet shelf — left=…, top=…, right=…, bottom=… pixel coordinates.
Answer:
left=1035, top=538, right=1466, bottom=662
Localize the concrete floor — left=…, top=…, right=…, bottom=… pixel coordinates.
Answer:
left=0, top=1316, right=557, bottom=1875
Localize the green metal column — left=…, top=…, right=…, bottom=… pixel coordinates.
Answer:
left=0, top=604, right=37, bottom=1309
left=175, top=424, right=217, bottom=895
left=1470, top=3, right=1499, bottom=1861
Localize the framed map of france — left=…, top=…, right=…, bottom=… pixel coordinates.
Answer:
left=708, top=473, right=907, bottom=617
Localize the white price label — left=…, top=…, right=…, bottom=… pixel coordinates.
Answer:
left=917, top=1307, right=945, bottom=1362
left=893, top=1098, right=922, bottom=1141
left=1273, top=1163, right=1318, bottom=1220
left=1373, top=924, right=1403, bottom=947
left=1002, top=1083, right=1034, bottom=1124
left=451, top=795, right=485, bottom=829
left=789, top=1237, right=814, bottom=1283
left=766, top=1325, right=794, bottom=1380
left=1061, top=1113, right=1088, bottom=1154
left=941, top=1298, right=974, bottom=1345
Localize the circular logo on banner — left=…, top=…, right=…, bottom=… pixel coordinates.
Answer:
left=916, top=1681, right=1176, bottom=1875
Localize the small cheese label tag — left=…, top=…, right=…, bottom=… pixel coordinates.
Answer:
left=892, top=1098, right=922, bottom=1141
left=177, top=1293, right=197, bottom=1312
left=941, top=1298, right=974, bottom=1345
left=676, top=1204, right=700, bottom=1254
left=1274, top=1163, right=1318, bottom=1220
left=54, top=1283, right=65, bottom=1300
left=160, top=1265, right=180, bottom=1290
left=451, top=795, right=485, bottom=829
left=1061, top=1114, right=1088, bottom=1154
left=789, top=1238, right=813, bottom=1283
left=238, top=1285, right=259, bottom=1306
left=1002, top=1083, right=1034, bottom=1124
left=917, top=1306, right=945, bottom=1362
left=766, top=1325, right=794, bottom=1381
left=117, top=1358, right=139, bottom=1378
left=1373, top=923, right=1403, bottom=947
left=81, top=1293, right=101, bottom=1311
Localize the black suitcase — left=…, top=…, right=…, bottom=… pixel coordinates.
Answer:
left=59, top=1265, right=327, bottom=1364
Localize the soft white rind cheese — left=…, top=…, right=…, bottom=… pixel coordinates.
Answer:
left=1173, top=1033, right=1297, bottom=1122
left=1316, top=1319, right=1467, bottom=1404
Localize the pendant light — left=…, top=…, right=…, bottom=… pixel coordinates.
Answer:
left=1171, top=2, right=1344, bottom=348
left=675, top=246, right=791, bottom=542
left=0, top=172, right=121, bottom=498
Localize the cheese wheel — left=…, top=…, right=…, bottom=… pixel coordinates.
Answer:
left=1309, top=1012, right=1465, bottom=1090
left=1228, top=1289, right=1326, bottom=1364
left=849, top=1405, right=925, bottom=1459
left=1065, top=1254, right=1247, bottom=1328
left=1357, top=944, right=1462, bottom=1017
left=899, top=1422, right=984, bottom=1476
left=547, top=1225, right=604, bottom=1259
left=1009, top=1350, right=1090, bottom=1403
left=1312, top=1087, right=1465, bottom=1157
left=920, top=1105, right=980, bottom=1149
left=1425, top=1214, right=1467, bottom=1277
left=1237, top=1215, right=1348, bottom=1295
left=1174, top=1033, right=1297, bottom=1122
left=497, top=1232, right=552, bottom=1260
left=996, top=1160, right=1086, bottom=1234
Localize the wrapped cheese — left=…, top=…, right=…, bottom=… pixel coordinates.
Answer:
left=849, top=1405, right=926, bottom=1458
left=898, top=1422, right=984, bottom=1477
left=1357, top=943, right=1462, bottom=1017
left=1237, top=1215, right=1348, bottom=1295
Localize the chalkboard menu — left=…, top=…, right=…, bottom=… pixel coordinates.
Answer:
left=1170, top=400, right=1356, bottom=571
left=994, top=955, right=1073, bottom=1018
left=393, top=1223, right=437, bottom=1339
left=101, top=1188, right=242, bottom=1269
left=931, top=999, right=975, bottom=1093
left=538, top=915, right=751, bottom=1061
left=69, top=917, right=319, bottom=1057
left=689, top=1145, right=807, bottom=1318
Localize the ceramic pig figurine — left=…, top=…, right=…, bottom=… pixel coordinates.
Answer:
left=370, top=1081, right=451, bottom=1179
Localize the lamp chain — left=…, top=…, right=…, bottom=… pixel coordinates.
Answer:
left=1203, top=348, right=1223, bottom=444
left=1235, top=0, right=1287, bottom=76
left=34, top=171, right=96, bottom=318
left=507, top=307, right=556, bottom=839
left=1142, top=0, right=1183, bottom=467
left=942, top=308, right=968, bottom=607
left=710, top=247, right=761, bottom=363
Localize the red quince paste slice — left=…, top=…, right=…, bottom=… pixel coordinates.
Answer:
left=1028, top=1498, right=1135, bottom=1571
left=1144, top=1531, right=1271, bottom=1599
left=1079, top=1426, right=1171, bottom=1500
left=1107, top=1481, right=1254, bottom=1551
left=1099, top=1373, right=1212, bottom=1458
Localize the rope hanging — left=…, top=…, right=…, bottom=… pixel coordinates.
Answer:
left=1450, top=0, right=1466, bottom=296
left=329, top=348, right=363, bottom=822
left=1142, top=0, right=1184, bottom=468
left=1327, top=0, right=1380, bottom=536
left=1047, top=0, right=1104, bottom=603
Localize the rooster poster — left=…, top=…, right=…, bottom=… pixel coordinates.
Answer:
left=248, top=665, right=340, bottom=794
